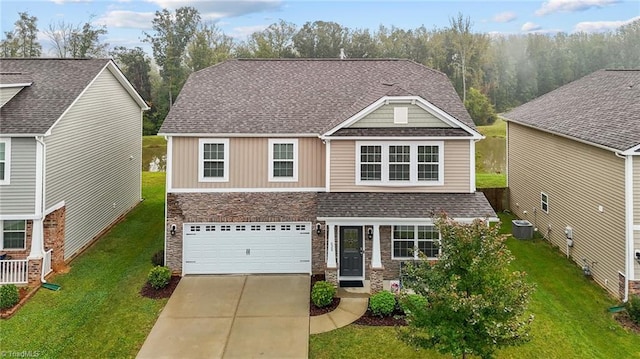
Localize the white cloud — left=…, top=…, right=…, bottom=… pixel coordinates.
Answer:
left=50, top=0, right=92, bottom=4
left=574, top=15, right=640, bottom=32
left=521, top=22, right=542, bottom=32
left=492, top=11, right=517, bottom=23
left=229, top=24, right=269, bottom=39
left=146, top=0, right=283, bottom=21
left=94, top=11, right=156, bottom=30
left=535, top=0, right=619, bottom=16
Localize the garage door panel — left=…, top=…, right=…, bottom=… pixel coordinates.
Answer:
left=183, top=222, right=311, bottom=274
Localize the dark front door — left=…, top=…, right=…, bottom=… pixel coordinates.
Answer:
left=340, top=226, right=363, bottom=277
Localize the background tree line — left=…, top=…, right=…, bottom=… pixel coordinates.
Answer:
left=2, top=8, right=639, bottom=134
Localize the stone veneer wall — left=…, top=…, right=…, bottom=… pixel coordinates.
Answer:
left=44, top=206, right=66, bottom=271
left=166, top=192, right=322, bottom=274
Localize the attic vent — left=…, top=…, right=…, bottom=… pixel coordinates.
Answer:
left=394, top=107, right=408, bottom=124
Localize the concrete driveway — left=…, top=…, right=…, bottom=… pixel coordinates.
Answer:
left=137, top=274, right=310, bottom=359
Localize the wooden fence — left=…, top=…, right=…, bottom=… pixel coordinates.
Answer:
left=479, top=187, right=509, bottom=212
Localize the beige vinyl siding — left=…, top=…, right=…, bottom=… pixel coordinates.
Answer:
left=171, top=137, right=325, bottom=189
left=0, top=87, right=24, bottom=107
left=45, top=67, right=142, bottom=259
left=634, top=157, right=640, bottom=223
left=508, top=122, right=625, bottom=296
left=0, top=138, right=36, bottom=215
left=330, top=140, right=471, bottom=193
left=635, top=230, right=640, bottom=280
left=349, top=103, right=452, bottom=128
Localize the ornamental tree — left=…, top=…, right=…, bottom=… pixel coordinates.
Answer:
left=399, top=216, right=535, bottom=359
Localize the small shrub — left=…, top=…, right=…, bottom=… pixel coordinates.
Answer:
left=625, top=295, right=640, bottom=324
left=147, top=266, right=171, bottom=290
left=399, top=293, right=427, bottom=316
left=311, top=281, right=336, bottom=308
left=0, top=284, right=20, bottom=310
left=151, top=250, right=164, bottom=267
left=369, top=290, right=396, bottom=317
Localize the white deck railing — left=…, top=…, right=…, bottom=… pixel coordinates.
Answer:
left=43, top=249, right=53, bottom=277
left=0, top=259, right=28, bottom=284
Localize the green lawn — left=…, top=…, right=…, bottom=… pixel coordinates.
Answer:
left=478, top=118, right=507, bottom=138
left=310, top=213, right=639, bottom=359
left=0, top=172, right=167, bottom=358
left=476, top=172, right=506, bottom=188
left=476, top=118, right=507, bottom=189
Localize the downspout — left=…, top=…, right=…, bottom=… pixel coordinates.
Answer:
left=617, top=151, right=633, bottom=302
left=32, top=136, right=48, bottom=283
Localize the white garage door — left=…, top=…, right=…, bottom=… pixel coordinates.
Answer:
left=183, top=222, right=312, bottom=274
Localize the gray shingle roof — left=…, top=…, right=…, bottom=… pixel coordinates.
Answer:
left=332, top=127, right=470, bottom=137
left=159, top=59, right=474, bottom=135
left=317, top=192, right=496, bottom=219
left=0, top=58, right=111, bottom=135
left=502, top=69, right=640, bottom=152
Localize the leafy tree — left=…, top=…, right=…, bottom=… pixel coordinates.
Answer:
left=464, top=88, right=497, bottom=126
left=1, top=12, right=42, bottom=57
left=186, top=23, right=233, bottom=71
left=45, top=19, right=108, bottom=58
left=400, top=216, right=535, bottom=359
left=343, top=28, right=379, bottom=58
left=293, top=21, right=348, bottom=58
left=247, top=20, right=297, bottom=58
left=144, top=7, right=201, bottom=107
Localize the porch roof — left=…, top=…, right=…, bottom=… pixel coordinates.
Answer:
left=317, top=192, right=497, bottom=220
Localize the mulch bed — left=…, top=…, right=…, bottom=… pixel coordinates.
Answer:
left=615, top=313, right=640, bottom=333
left=140, top=276, right=181, bottom=299
left=1, top=287, right=36, bottom=319
left=354, top=307, right=407, bottom=326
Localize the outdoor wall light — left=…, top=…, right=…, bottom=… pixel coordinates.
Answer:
left=170, top=224, right=177, bottom=236
left=367, top=228, right=373, bottom=240
left=316, top=223, right=322, bottom=235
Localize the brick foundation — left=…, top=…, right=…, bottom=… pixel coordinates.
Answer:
left=630, top=280, right=640, bottom=297
left=44, top=206, right=66, bottom=271
left=166, top=192, right=320, bottom=274
left=27, top=259, right=42, bottom=287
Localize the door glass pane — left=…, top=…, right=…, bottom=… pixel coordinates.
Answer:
left=342, top=229, right=359, bottom=251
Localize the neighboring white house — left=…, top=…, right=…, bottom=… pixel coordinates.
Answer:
left=0, top=58, right=149, bottom=286
left=503, top=69, right=640, bottom=300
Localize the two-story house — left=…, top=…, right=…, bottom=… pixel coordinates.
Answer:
left=0, top=58, right=148, bottom=286
left=503, top=69, right=640, bottom=300
left=159, top=59, right=497, bottom=293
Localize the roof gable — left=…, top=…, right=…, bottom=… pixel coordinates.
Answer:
left=159, top=59, right=475, bottom=135
left=0, top=58, right=148, bottom=136
left=503, top=69, right=640, bottom=152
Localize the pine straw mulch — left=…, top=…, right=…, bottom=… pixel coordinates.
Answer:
left=140, top=276, right=181, bottom=299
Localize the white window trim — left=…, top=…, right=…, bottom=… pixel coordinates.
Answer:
left=198, top=138, right=229, bottom=182
left=541, top=192, right=549, bottom=214
left=391, top=224, right=441, bottom=260
left=0, top=138, right=11, bottom=185
left=355, top=141, right=444, bottom=186
left=0, top=220, right=27, bottom=251
left=268, top=139, right=298, bottom=182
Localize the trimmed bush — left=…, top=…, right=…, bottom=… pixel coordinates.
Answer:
left=625, top=295, right=640, bottom=324
left=369, top=290, right=396, bottom=317
left=311, top=281, right=336, bottom=308
left=147, top=266, right=171, bottom=290
left=151, top=250, right=164, bottom=267
left=399, top=293, right=428, bottom=316
left=0, top=284, right=20, bottom=310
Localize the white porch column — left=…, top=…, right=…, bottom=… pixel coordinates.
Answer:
left=28, top=218, right=44, bottom=259
left=327, top=224, right=337, bottom=268
left=371, top=224, right=382, bottom=268
left=29, top=137, right=45, bottom=259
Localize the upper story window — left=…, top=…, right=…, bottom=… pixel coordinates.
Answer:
left=356, top=141, right=443, bottom=186
left=541, top=192, right=549, bottom=213
left=198, top=139, right=229, bottom=182
left=0, top=138, right=10, bottom=185
left=1, top=220, right=26, bottom=250
left=269, top=139, right=298, bottom=182
left=392, top=225, right=440, bottom=259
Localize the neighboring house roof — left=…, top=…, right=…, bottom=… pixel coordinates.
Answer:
left=159, top=59, right=474, bottom=135
left=0, top=73, right=32, bottom=86
left=0, top=58, right=148, bottom=136
left=502, top=69, right=640, bottom=152
left=317, top=192, right=497, bottom=219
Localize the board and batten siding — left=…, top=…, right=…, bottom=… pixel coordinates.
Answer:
left=329, top=140, right=471, bottom=193
left=45, top=67, right=142, bottom=259
left=508, top=122, right=625, bottom=296
left=349, top=103, right=453, bottom=128
left=0, top=137, right=36, bottom=215
left=171, top=137, right=325, bottom=189
left=0, top=87, right=24, bottom=108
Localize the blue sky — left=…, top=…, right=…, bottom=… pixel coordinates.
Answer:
left=1, top=0, right=638, bottom=55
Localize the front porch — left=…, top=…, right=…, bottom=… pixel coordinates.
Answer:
left=0, top=249, right=53, bottom=286
left=317, top=192, right=498, bottom=293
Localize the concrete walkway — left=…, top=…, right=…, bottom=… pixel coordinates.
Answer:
left=137, top=275, right=309, bottom=359
left=309, top=288, right=369, bottom=334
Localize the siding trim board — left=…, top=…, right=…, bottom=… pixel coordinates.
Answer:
left=169, top=187, right=325, bottom=193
